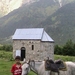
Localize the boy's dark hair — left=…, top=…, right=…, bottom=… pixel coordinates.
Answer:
left=15, top=56, right=21, bottom=60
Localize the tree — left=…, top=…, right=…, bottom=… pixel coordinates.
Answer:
left=62, top=39, right=74, bottom=56
left=54, top=39, right=75, bottom=56
left=54, top=45, right=62, bottom=55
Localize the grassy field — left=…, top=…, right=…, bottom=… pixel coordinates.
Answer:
left=0, top=59, right=13, bottom=75
left=0, top=51, right=37, bottom=75
left=54, top=55, right=75, bottom=62
left=0, top=50, right=75, bottom=75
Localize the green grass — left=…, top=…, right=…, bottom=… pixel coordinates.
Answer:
left=54, top=55, right=75, bottom=62
left=0, top=59, right=14, bottom=75
left=0, top=50, right=75, bottom=75
left=0, top=51, right=37, bottom=75
left=0, top=58, right=36, bottom=75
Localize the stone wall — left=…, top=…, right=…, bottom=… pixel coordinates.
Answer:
left=13, top=39, right=54, bottom=60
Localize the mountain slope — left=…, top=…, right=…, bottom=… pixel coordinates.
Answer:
left=39, top=1, right=75, bottom=44
left=0, top=0, right=75, bottom=44
left=0, top=0, right=59, bottom=38
left=0, top=0, right=23, bottom=17
left=0, top=0, right=38, bottom=17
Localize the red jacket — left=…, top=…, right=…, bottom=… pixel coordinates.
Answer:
left=11, top=64, right=22, bottom=75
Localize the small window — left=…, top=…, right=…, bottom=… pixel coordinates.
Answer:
left=32, top=45, right=34, bottom=50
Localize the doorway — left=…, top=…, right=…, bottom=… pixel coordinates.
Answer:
left=21, top=47, right=26, bottom=61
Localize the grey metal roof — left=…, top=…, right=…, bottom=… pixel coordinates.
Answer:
left=12, top=28, right=54, bottom=42
left=41, top=31, right=54, bottom=42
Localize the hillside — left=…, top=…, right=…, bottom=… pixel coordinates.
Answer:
left=0, top=0, right=59, bottom=38
left=39, top=1, right=75, bottom=44
left=0, top=0, right=75, bottom=44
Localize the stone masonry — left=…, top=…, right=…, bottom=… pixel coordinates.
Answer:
left=13, top=39, right=54, bottom=60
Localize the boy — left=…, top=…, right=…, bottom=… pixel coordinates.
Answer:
left=11, top=56, right=22, bottom=75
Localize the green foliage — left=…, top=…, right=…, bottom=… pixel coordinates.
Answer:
left=0, top=51, right=13, bottom=61
left=0, top=44, right=13, bottom=51
left=54, top=45, right=62, bottom=55
left=62, top=40, right=74, bottom=56
left=0, top=45, right=3, bottom=50
left=54, top=39, right=75, bottom=56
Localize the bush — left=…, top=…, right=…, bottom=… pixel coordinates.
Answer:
left=0, top=51, right=13, bottom=60
left=2, top=44, right=13, bottom=51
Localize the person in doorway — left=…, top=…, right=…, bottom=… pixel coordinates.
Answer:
left=11, top=56, right=22, bottom=75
